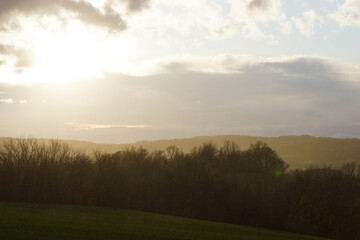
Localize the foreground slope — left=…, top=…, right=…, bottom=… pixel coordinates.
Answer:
left=0, top=202, right=327, bottom=240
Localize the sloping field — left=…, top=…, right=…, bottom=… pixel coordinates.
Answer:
left=0, top=202, right=328, bottom=240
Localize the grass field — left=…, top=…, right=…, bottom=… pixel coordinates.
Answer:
left=0, top=202, right=328, bottom=240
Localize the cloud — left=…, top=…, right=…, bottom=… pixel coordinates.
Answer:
left=68, top=122, right=149, bottom=130
left=0, top=98, right=14, bottom=103
left=132, top=55, right=359, bottom=80
left=227, top=0, right=282, bottom=22
left=0, top=44, right=35, bottom=72
left=121, top=0, right=151, bottom=12
left=241, top=23, right=278, bottom=44
left=0, top=0, right=153, bottom=80
left=133, top=55, right=253, bottom=75
left=247, top=0, right=271, bottom=12
left=329, top=0, right=360, bottom=27
left=212, top=24, right=237, bottom=39
left=0, top=98, right=27, bottom=104
left=141, top=0, right=237, bottom=39
left=0, top=0, right=151, bottom=32
left=278, top=18, right=293, bottom=34
left=60, top=0, right=127, bottom=32
left=226, top=0, right=289, bottom=42
left=292, top=10, right=325, bottom=38
left=2, top=55, right=360, bottom=141
left=122, top=55, right=360, bottom=138
left=241, top=23, right=266, bottom=39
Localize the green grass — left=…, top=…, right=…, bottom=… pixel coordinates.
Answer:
left=0, top=202, right=328, bottom=240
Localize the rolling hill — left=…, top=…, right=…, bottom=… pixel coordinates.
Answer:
left=1, top=135, right=360, bottom=169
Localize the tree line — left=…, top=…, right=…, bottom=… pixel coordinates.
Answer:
left=0, top=138, right=359, bottom=239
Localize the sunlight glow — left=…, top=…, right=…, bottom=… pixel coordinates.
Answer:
left=7, top=21, right=136, bottom=84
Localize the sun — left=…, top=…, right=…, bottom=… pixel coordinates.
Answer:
left=16, top=22, right=135, bottom=84
left=33, top=30, right=100, bottom=82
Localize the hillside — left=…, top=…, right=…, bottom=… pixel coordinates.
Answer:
left=0, top=202, right=328, bottom=240
left=1, top=135, right=360, bottom=169
left=133, top=135, right=360, bottom=169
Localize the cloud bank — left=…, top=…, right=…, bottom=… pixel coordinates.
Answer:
left=1, top=55, right=360, bottom=142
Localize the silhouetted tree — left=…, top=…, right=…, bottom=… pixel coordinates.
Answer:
left=1, top=138, right=359, bottom=239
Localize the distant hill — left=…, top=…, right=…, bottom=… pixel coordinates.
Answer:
left=132, top=135, right=360, bottom=169
left=1, top=135, right=360, bottom=169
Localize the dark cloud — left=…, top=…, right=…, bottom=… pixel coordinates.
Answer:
left=61, top=0, right=127, bottom=32
left=0, top=0, right=52, bottom=15
left=0, top=0, right=147, bottom=32
left=121, top=0, right=151, bottom=13
left=264, top=58, right=332, bottom=75
left=154, top=56, right=360, bottom=117
left=0, top=44, right=35, bottom=72
left=247, top=0, right=270, bottom=12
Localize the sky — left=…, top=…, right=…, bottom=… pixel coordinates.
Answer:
left=1, top=0, right=360, bottom=143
